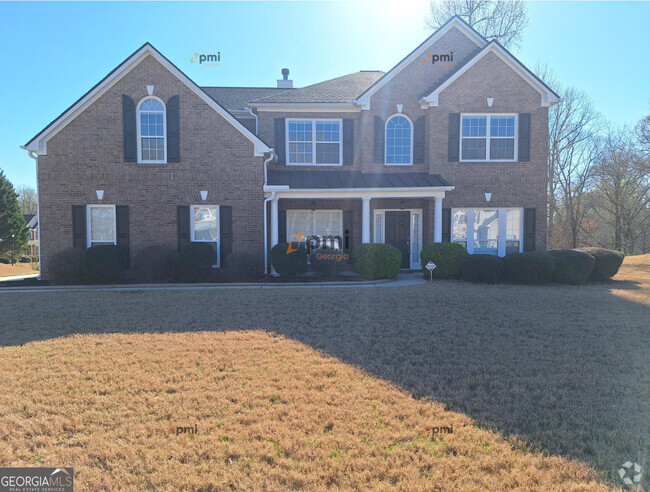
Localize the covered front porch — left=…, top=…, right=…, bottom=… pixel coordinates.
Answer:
left=264, top=170, right=454, bottom=272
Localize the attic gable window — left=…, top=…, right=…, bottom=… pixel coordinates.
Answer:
left=137, top=97, right=167, bottom=163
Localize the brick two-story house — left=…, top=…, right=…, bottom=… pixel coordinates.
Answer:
left=23, top=17, right=559, bottom=280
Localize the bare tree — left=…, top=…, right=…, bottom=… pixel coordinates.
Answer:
left=426, top=0, right=528, bottom=50
left=16, top=185, right=37, bottom=215
left=636, top=115, right=650, bottom=155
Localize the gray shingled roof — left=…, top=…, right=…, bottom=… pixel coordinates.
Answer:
left=268, top=170, right=451, bottom=189
left=251, top=71, right=385, bottom=104
left=201, top=87, right=293, bottom=111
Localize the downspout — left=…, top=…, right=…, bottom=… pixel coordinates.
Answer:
left=26, top=149, right=41, bottom=279
left=244, top=107, right=258, bottom=136
left=263, top=150, right=277, bottom=275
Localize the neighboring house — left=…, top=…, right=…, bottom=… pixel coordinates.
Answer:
left=23, top=16, right=558, bottom=280
left=23, top=214, right=39, bottom=258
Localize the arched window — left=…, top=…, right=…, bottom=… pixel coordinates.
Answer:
left=137, top=97, right=166, bottom=163
left=385, top=115, right=412, bottom=165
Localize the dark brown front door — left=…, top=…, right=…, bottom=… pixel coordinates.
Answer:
left=385, top=211, right=410, bottom=269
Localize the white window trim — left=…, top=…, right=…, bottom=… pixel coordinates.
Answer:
left=373, top=209, right=423, bottom=270
left=86, top=204, right=117, bottom=248
left=137, top=96, right=167, bottom=164
left=190, top=205, right=220, bottom=268
left=384, top=113, right=414, bottom=166
left=286, top=209, right=344, bottom=247
left=459, top=113, right=518, bottom=163
left=285, top=118, right=343, bottom=166
left=451, top=207, right=523, bottom=257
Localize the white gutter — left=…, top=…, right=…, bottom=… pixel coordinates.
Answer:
left=243, top=107, right=258, bottom=135
left=262, top=151, right=277, bottom=275
left=22, top=147, right=42, bottom=279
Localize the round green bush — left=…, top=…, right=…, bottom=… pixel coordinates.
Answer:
left=351, top=243, right=401, bottom=280
left=133, top=245, right=175, bottom=283
left=459, top=254, right=504, bottom=283
left=503, top=251, right=556, bottom=284
left=49, top=248, right=85, bottom=285
left=575, top=247, right=625, bottom=281
left=19, top=255, right=33, bottom=263
left=174, top=243, right=217, bottom=282
left=270, top=242, right=308, bottom=278
left=547, top=249, right=595, bottom=285
left=309, top=250, right=349, bottom=279
left=419, top=243, right=468, bottom=279
left=83, top=245, right=125, bottom=284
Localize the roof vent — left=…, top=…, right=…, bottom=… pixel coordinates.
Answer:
left=277, top=68, right=293, bottom=89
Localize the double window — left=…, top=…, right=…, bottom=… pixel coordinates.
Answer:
left=87, top=205, right=116, bottom=248
left=286, top=210, right=343, bottom=249
left=460, top=114, right=517, bottom=162
left=137, top=97, right=166, bottom=164
left=385, top=115, right=413, bottom=165
left=190, top=205, right=220, bottom=267
left=452, top=208, right=522, bottom=256
left=287, top=119, right=342, bottom=166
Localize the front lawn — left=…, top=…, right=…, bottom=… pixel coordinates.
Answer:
left=0, top=256, right=648, bottom=490
left=0, top=262, right=38, bottom=277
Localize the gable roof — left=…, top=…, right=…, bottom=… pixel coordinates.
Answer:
left=354, top=16, right=488, bottom=109
left=23, top=214, right=37, bottom=228
left=201, top=87, right=293, bottom=111
left=249, top=71, right=385, bottom=105
left=23, top=43, right=272, bottom=157
left=420, top=41, right=561, bottom=108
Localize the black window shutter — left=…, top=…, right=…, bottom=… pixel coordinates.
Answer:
left=518, top=113, right=531, bottom=162
left=72, top=205, right=86, bottom=249
left=122, top=95, right=137, bottom=162
left=116, top=205, right=130, bottom=267
left=274, top=118, right=286, bottom=164
left=220, top=206, right=233, bottom=267
left=278, top=210, right=287, bottom=244
left=442, top=208, right=451, bottom=242
left=523, top=208, right=536, bottom=251
left=342, top=119, right=354, bottom=166
left=343, top=210, right=354, bottom=251
left=167, top=95, right=180, bottom=163
left=448, top=113, right=460, bottom=162
left=373, top=116, right=385, bottom=163
left=413, top=116, right=425, bottom=164
left=177, top=205, right=190, bottom=253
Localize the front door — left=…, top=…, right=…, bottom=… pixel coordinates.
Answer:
left=385, top=211, right=410, bottom=269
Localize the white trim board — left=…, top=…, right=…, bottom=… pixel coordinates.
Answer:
left=264, top=187, right=453, bottom=200
left=23, top=43, right=272, bottom=157
left=421, top=42, right=561, bottom=108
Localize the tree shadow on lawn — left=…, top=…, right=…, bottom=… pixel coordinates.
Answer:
left=1, top=278, right=648, bottom=487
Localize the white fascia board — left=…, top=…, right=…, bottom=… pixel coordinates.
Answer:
left=264, top=186, right=455, bottom=199
left=252, top=103, right=361, bottom=113
left=353, top=19, right=487, bottom=110
left=24, top=45, right=271, bottom=157
left=422, top=43, right=561, bottom=108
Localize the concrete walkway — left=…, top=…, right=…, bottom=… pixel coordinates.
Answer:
left=0, top=273, right=427, bottom=294
left=0, top=273, right=39, bottom=282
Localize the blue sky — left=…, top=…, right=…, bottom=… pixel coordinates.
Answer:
left=1, top=1, right=649, bottom=190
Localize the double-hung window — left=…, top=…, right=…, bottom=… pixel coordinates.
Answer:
left=87, top=205, right=116, bottom=248
left=190, top=205, right=220, bottom=267
left=287, top=119, right=342, bottom=166
left=137, top=97, right=166, bottom=164
left=460, top=114, right=517, bottom=161
left=451, top=208, right=523, bottom=256
left=385, top=115, right=413, bottom=165
left=286, top=210, right=343, bottom=249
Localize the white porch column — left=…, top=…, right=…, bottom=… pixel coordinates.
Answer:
left=270, top=198, right=279, bottom=247
left=362, top=197, right=371, bottom=243
left=434, top=197, right=443, bottom=243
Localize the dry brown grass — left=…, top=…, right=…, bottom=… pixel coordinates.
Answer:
left=0, top=262, right=37, bottom=277
left=0, top=256, right=648, bottom=490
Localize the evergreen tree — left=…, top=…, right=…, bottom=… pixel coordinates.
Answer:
left=0, top=170, right=29, bottom=261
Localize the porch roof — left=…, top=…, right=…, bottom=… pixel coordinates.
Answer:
left=267, top=170, right=451, bottom=189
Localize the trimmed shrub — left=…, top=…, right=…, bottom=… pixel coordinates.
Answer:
left=133, top=245, right=175, bottom=283
left=420, top=243, right=468, bottom=279
left=19, top=255, right=33, bottom=263
left=459, top=254, right=504, bottom=283
left=49, top=248, right=85, bottom=285
left=503, top=251, right=556, bottom=284
left=309, top=250, right=350, bottom=279
left=83, top=245, right=125, bottom=284
left=270, top=242, right=308, bottom=279
left=351, top=243, right=401, bottom=280
left=219, top=252, right=265, bottom=282
left=547, top=249, right=595, bottom=285
left=174, top=243, right=217, bottom=283
left=576, top=247, right=625, bottom=281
